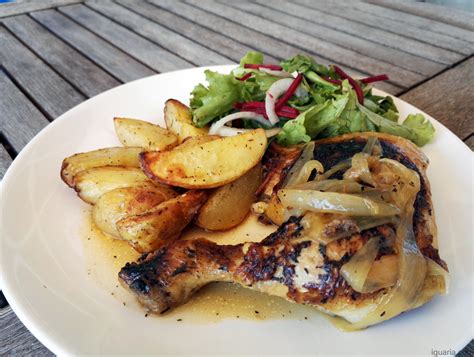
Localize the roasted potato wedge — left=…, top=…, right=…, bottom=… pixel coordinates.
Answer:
left=116, top=190, right=208, bottom=253
left=114, top=118, right=178, bottom=150
left=61, top=147, right=142, bottom=187
left=140, top=129, right=267, bottom=189
left=164, top=99, right=208, bottom=142
left=74, top=166, right=174, bottom=204
left=92, top=185, right=178, bottom=237
left=195, top=163, right=263, bottom=230
left=179, top=135, right=220, bottom=147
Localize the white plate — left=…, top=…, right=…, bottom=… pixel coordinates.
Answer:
left=1, top=66, right=472, bottom=356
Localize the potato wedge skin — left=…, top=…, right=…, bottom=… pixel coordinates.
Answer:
left=92, top=186, right=178, bottom=237
left=61, top=147, right=142, bottom=187
left=164, top=99, right=208, bottom=143
left=195, top=163, right=262, bottom=230
left=73, top=166, right=169, bottom=204
left=116, top=190, right=208, bottom=253
left=114, top=118, right=178, bottom=150
left=179, top=135, right=220, bottom=147
left=140, top=129, right=267, bottom=189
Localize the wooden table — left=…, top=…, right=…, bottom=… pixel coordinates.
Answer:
left=0, top=0, right=472, bottom=355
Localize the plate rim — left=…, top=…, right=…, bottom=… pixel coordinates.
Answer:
left=0, top=65, right=472, bottom=355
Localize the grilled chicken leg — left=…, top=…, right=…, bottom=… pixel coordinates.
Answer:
left=119, top=133, right=447, bottom=325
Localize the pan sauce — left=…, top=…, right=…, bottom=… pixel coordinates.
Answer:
left=80, top=211, right=319, bottom=322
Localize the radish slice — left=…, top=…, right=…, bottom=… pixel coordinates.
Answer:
left=259, top=68, right=293, bottom=78
left=333, top=65, right=364, bottom=104
left=217, top=126, right=281, bottom=138
left=323, top=76, right=342, bottom=85
left=234, top=102, right=299, bottom=119
left=265, top=78, right=294, bottom=124
left=209, top=111, right=268, bottom=135
left=237, top=72, right=253, bottom=81
left=360, top=74, right=389, bottom=84
left=275, top=74, right=303, bottom=110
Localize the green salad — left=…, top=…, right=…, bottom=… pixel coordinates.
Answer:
left=189, top=51, right=434, bottom=147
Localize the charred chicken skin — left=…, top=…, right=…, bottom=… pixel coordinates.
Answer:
left=119, top=133, right=447, bottom=326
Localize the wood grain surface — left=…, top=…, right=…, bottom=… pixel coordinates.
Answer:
left=401, top=57, right=474, bottom=140
left=0, top=27, right=84, bottom=119
left=87, top=0, right=232, bottom=66
left=59, top=3, right=192, bottom=73
left=294, top=0, right=464, bottom=65
left=2, top=14, right=119, bottom=96
left=366, top=0, right=474, bottom=32
left=31, top=9, right=156, bottom=83
left=0, top=70, right=50, bottom=152
left=0, top=144, right=11, bottom=179
left=0, top=0, right=472, bottom=355
left=0, top=0, right=80, bottom=18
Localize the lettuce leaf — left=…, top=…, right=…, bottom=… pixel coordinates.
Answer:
left=190, top=69, right=280, bottom=127
left=357, top=104, right=435, bottom=146
left=191, top=70, right=247, bottom=127
left=402, top=113, right=435, bottom=146
left=189, top=52, right=434, bottom=147
left=281, top=54, right=332, bottom=77
left=191, top=52, right=279, bottom=127
left=239, top=51, right=264, bottom=66
left=276, top=115, right=310, bottom=146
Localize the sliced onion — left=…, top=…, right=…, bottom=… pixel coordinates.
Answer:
left=363, top=254, right=399, bottom=293
left=259, top=68, right=294, bottom=77
left=425, top=258, right=449, bottom=294
left=334, top=157, right=428, bottom=330
left=362, top=137, right=383, bottom=156
left=265, top=78, right=294, bottom=124
left=294, top=179, right=375, bottom=194
left=277, top=189, right=400, bottom=216
left=343, top=153, right=375, bottom=186
left=341, top=236, right=380, bottom=293
left=209, top=111, right=267, bottom=135
left=289, top=160, right=324, bottom=187
left=412, top=258, right=449, bottom=309
left=316, top=159, right=352, bottom=181
left=283, top=142, right=317, bottom=188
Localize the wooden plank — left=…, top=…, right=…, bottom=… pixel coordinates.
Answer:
left=0, top=144, right=12, bottom=179
left=401, top=58, right=474, bottom=140
left=31, top=9, right=155, bottom=83
left=117, top=0, right=278, bottom=64
left=2, top=15, right=119, bottom=97
left=151, top=0, right=402, bottom=94
left=225, top=0, right=423, bottom=88
left=0, top=70, right=50, bottom=153
left=85, top=0, right=231, bottom=66
left=294, top=0, right=464, bottom=65
left=307, top=0, right=473, bottom=56
left=465, top=135, right=474, bottom=151
left=58, top=4, right=191, bottom=73
left=150, top=0, right=331, bottom=67
left=254, top=0, right=444, bottom=77
left=0, top=0, right=81, bottom=18
left=189, top=0, right=410, bottom=88
left=366, top=0, right=474, bottom=32
left=0, top=307, right=52, bottom=356
left=0, top=26, right=84, bottom=119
